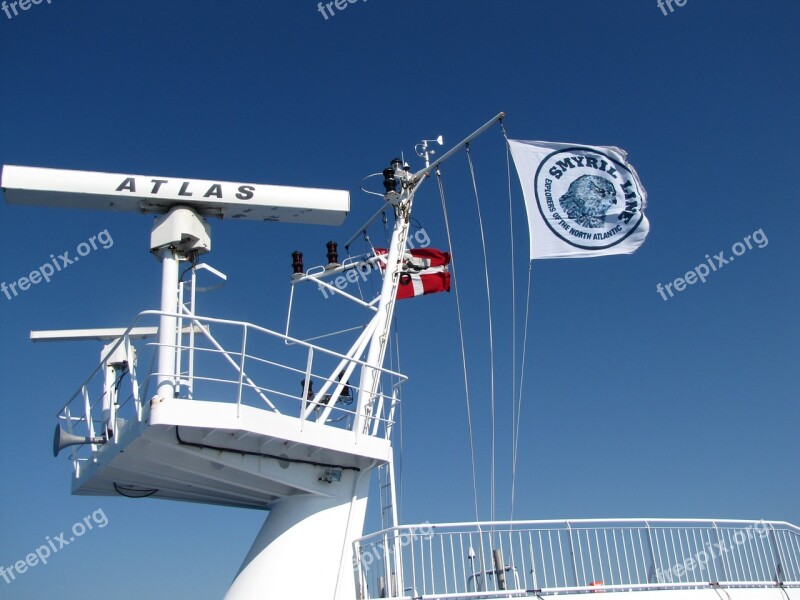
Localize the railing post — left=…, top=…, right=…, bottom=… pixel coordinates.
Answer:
left=645, top=521, right=658, bottom=583
left=767, top=522, right=785, bottom=583
left=126, top=336, right=142, bottom=421
left=301, top=347, right=313, bottom=430
left=493, top=547, right=506, bottom=590
left=354, top=539, right=366, bottom=600
left=176, top=281, right=184, bottom=398
left=393, top=527, right=404, bottom=598
left=82, top=384, right=94, bottom=441
left=187, top=269, right=197, bottom=399
left=567, top=522, right=579, bottom=587
left=63, top=406, right=78, bottom=464
left=713, top=521, right=730, bottom=583
left=236, top=325, right=248, bottom=417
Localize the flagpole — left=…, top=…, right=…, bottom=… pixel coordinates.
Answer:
left=345, top=112, right=505, bottom=252
left=411, top=112, right=505, bottom=183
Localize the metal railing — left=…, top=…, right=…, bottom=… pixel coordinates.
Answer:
left=56, top=309, right=406, bottom=473
left=354, top=519, right=800, bottom=599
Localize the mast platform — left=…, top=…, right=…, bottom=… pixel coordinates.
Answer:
left=55, top=310, right=401, bottom=511
left=70, top=399, right=391, bottom=509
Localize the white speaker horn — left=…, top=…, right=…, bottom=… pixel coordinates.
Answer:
left=53, top=424, right=106, bottom=457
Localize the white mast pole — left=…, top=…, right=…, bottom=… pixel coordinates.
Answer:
left=155, top=247, right=180, bottom=401
left=356, top=160, right=421, bottom=436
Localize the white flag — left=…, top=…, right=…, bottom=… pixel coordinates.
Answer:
left=508, top=139, right=649, bottom=260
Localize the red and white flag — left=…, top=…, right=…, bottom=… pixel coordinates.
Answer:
left=374, top=248, right=451, bottom=300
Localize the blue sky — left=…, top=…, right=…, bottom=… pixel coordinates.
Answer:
left=1, top=1, right=798, bottom=598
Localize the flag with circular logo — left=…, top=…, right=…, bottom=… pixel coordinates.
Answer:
left=508, top=140, right=649, bottom=260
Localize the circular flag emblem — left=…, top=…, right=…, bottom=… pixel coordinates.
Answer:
left=534, top=147, right=646, bottom=250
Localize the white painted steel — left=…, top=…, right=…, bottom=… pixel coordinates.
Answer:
left=354, top=519, right=800, bottom=599
left=410, top=112, right=504, bottom=183
left=1, top=165, right=349, bottom=224
left=29, top=116, right=514, bottom=600
left=31, top=326, right=171, bottom=342
left=225, top=469, right=372, bottom=600
left=155, top=247, right=180, bottom=401
left=359, top=166, right=419, bottom=440
left=55, top=310, right=406, bottom=473
left=51, top=298, right=405, bottom=597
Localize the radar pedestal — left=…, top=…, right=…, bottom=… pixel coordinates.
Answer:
left=150, top=205, right=211, bottom=403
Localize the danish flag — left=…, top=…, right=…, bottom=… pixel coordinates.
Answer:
left=374, top=247, right=451, bottom=300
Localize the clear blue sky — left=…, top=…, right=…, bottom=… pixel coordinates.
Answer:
left=1, top=1, right=798, bottom=598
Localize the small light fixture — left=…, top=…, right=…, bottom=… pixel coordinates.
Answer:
left=319, top=467, right=343, bottom=483
left=291, top=250, right=304, bottom=274
left=326, top=241, right=339, bottom=266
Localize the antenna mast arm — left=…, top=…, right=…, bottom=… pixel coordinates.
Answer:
left=411, top=112, right=505, bottom=183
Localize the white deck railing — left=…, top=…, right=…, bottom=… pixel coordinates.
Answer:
left=56, top=309, right=406, bottom=472
left=354, top=519, right=800, bottom=599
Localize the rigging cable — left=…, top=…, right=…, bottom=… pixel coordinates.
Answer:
left=511, top=263, right=532, bottom=520
left=436, top=167, right=481, bottom=524
left=466, top=142, right=497, bottom=524
left=502, top=123, right=534, bottom=521
left=344, top=244, right=366, bottom=302
left=501, top=122, right=518, bottom=519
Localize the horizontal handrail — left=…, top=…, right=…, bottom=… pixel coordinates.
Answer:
left=55, top=308, right=407, bottom=471
left=364, top=518, right=800, bottom=537
left=354, top=519, right=800, bottom=599
left=58, top=309, right=407, bottom=416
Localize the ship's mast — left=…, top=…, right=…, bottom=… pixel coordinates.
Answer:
left=2, top=113, right=506, bottom=600
left=358, top=159, right=417, bottom=433
left=359, top=112, right=506, bottom=425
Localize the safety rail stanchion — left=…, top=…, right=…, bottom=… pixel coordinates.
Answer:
left=439, top=532, right=449, bottom=595
left=81, top=385, right=93, bottom=443
left=566, top=522, right=578, bottom=588
left=354, top=541, right=366, bottom=600
left=645, top=521, right=657, bottom=584
left=768, top=522, right=785, bottom=583
left=63, top=406, right=78, bottom=464
left=236, top=325, right=248, bottom=417
left=126, top=336, right=142, bottom=421
left=407, top=529, right=418, bottom=598
left=176, top=285, right=185, bottom=398
left=395, top=529, right=405, bottom=598
left=301, top=347, right=313, bottom=430
left=380, top=532, right=391, bottom=598
left=715, top=522, right=732, bottom=583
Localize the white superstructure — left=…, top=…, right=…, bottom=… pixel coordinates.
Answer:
left=3, top=115, right=798, bottom=599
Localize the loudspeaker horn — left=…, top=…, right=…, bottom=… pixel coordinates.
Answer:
left=53, top=424, right=106, bottom=457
